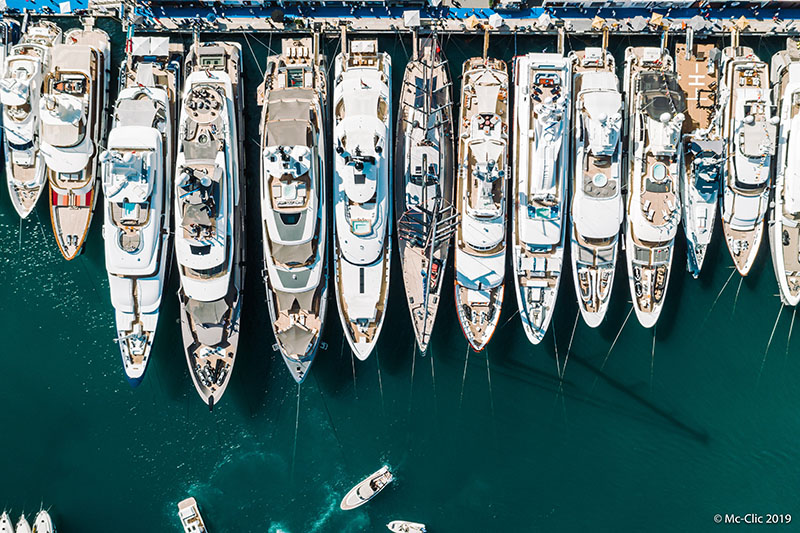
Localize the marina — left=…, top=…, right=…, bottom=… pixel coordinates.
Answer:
left=2, top=2, right=800, bottom=532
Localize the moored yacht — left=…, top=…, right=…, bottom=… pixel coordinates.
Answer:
left=101, top=36, right=181, bottom=386
left=0, top=512, right=13, bottom=533
left=395, top=32, right=456, bottom=353
left=720, top=45, right=778, bottom=276
left=623, top=47, right=686, bottom=328
left=769, top=39, right=800, bottom=305
left=568, top=47, right=623, bottom=328
left=31, top=510, right=53, bottom=533
left=332, top=38, right=392, bottom=361
left=15, top=515, right=30, bottom=533
left=41, top=22, right=110, bottom=260
left=454, top=55, right=509, bottom=351
left=1, top=21, right=61, bottom=218
left=676, top=41, right=723, bottom=278
left=512, top=52, right=571, bottom=343
left=175, top=40, right=245, bottom=409
left=258, top=36, right=328, bottom=382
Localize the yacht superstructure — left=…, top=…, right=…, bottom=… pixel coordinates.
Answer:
left=568, top=47, right=623, bottom=327
left=258, top=36, right=328, bottom=382
left=2, top=21, right=61, bottom=218
left=41, top=23, right=110, bottom=260
left=454, top=56, right=509, bottom=351
left=769, top=39, right=800, bottom=305
left=395, top=32, right=456, bottom=353
left=677, top=41, right=722, bottom=278
left=720, top=45, right=777, bottom=276
left=332, top=38, right=392, bottom=360
left=101, top=36, right=181, bottom=386
left=175, top=40, right=245, bottom=409
left=512, top=52, right=572, bottom=343
left=623, top=47, right=686, bottom=327
left=0, top=18, right=21, bottom=145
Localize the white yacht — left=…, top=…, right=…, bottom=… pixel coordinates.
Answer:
left=258, top=36, right=328, bottom=383
left=0, top=511, right=13, bottom=533
left=769, top=39, right=800, bottom=305
left=387, top=521, right=427, bottom=533
left=332, top=38, right=392, bottom=361
left=340, top=465, right=394, bottom=511
left=454, top=56, right=509, bottom=351
left=623, top=47, right=686, bottom=328
left=41, top=22, right=110, bottom=260
left=14, top=516, right=30, bottom=533
left=178, top=497, right=207, bottom=533
left=1, top=21, right=61, bottom=218
left=0, top=18, right=21, bottom=144
left=395, top=32, right=456, bottom=353
left=175, top=41, right=245, bottom=409
left=31, top=511, right=53, bottom=533
left=568, top=47, right=623, bottom=328
left=101, top=36, right=181, bottom=386
left=720, top=46, right=778, bottom=276
left=676, top=41, right=723, bottom=278
left=512, top=52, right=571, bottom=343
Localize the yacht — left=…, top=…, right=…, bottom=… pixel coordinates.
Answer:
left=31, top=511, right=53, bottom=533
left=0, top=18, right=21, bottom=143
left=568, top=47, right=623, bottom=328
left=101, top=36, right=181, bottom=386
left=177, top=497, right=207, bottom=533
left=340, top=465, right=394, bottom=511
left=720, top=46, right=778, bottom=276
left=454, top=56, right=509, bottom=351
left=175, top=40, right=245, bottom=409
left=257, top=36, right=328, bottom=383
left=387, top=521, right=427, bottom=533
left=15, top=516, right=30, bottom=533
left=769, top=39, right=800, bottom=305
left=676, top=41, right=723, bottom=278
left=512, top=52, right=571, bottom=343
left=40, top=22, right=110, bottom=260
left=622, top=47, right=686, bottom=328
left=0, top=512, right=13, bottom=533
left=332, top=38, right=392, bottom=361
left=395, top=32, right=456, bottom=353
left=1, top=21, right=61, bottom=218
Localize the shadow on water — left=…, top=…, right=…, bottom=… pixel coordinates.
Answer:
left=494, top=352, right=710, bottom=444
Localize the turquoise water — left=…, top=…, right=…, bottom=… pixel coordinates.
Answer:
left=1, top=17, right=799, bottom=532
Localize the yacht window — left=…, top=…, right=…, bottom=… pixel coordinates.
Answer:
left=8, top=139, right=33, bottom=151
left=279, top=213, right=301, bottom=225
left=59, top=171, right=82, bottom=181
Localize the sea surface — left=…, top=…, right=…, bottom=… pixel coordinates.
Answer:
left=0, top=17, right=798, bottom=532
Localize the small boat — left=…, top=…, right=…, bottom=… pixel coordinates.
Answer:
left=676, top=40, right=723, bottom=278
left=15, top=515, right=30, bottom=533
left=454, top=54, right=509, bottom=351
left=1, top=21, right=61, bottom=218
left=0, top=511, right=14, bottom=533
left=720, top=44, right=778, bottom=276
left=31, top=511, right=53, bottom=533
left=769, top=39, right=800, bottom=305
left=175, top=40, right=246, bottom=409
left=340, top=465, right=393, bottom=511
left=395, top=31, right=456, bottom=354
left=387, top=521, right=427, bottom=533
left=332, top=37, right=393, bottom=361
left=512, top=51, right=572, bottom=343
left=101, top=35, right=181, bottom=386
left=177, top=497, right=207, bottom=533
left=622, top=47, right=686, bottom=328
left=41, top=21, right=110, bottom=260
left=568, top=47, right=623, bottom=328
left=258, top=35, right=328, bottom=383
